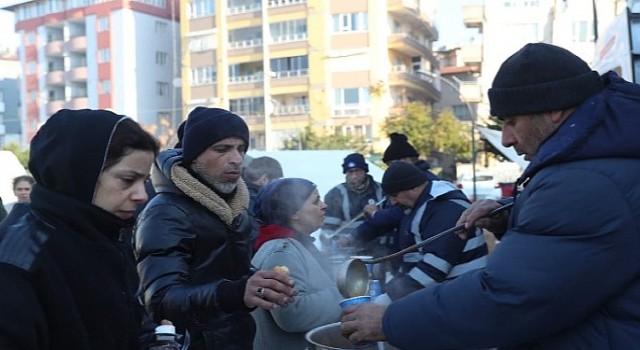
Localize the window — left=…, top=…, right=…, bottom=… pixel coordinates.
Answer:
left=99, top=80, right=111, bottom=94
left=572, top=21, right=593, bottom=42
left=270, top=19, right=307, bottom=42
left=26, top=32, right=36, bottom=45
left=156, top=81, right=169, bottom=96
left=156, top=51, right=168, bottom=65
left=27, top=61, right=37, bottom=74
left=188, top=35, right=215, bottom=52
left=270, top=55, right=308, bottom=77
left=189, top=0, right=216, bottom=19
left=191, top=66, right=216, bottom=85
left=28, top=90, right=37, bottom=103
left=332, top=12, right=368, bottom=32
left=97, top=17, right=109, bottom=32
left=98, top=48, right=110, bottom=63
left=230, top=97, right=263, bottom=115
left=333, top=87, right=371, bottom=116
left=155, top=21, right=168, bottom=34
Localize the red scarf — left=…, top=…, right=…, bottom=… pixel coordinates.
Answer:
left=254, top=224, right=296, bottom=251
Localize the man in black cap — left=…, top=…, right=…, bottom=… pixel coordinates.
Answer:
left=135, top=107, right=297, bottom=350
left=341, top=43, right=640, bottom=349
left=320, top=152, right=384, bottom=253
left=370, top=161, right=486, bottom=303
left=352, top=133, right=440, bottom=264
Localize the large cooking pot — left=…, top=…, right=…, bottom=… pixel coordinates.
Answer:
left=305, top=322, right=397, bottom=350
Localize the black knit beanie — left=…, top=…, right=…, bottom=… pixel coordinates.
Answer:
left=488, top=43, right=604, bottom=118
left=342, top=153, right=369, bottom=173
left=382, top=132, right=419, bottom=164
left=381, top=161, right=429, bottom=195
left=182, top=107, right=249, bottom=166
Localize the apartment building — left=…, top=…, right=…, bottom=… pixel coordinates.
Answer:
left=0, top=53, right=21, bottom=148
left=182, top=0, right=441, bottom=151
left=2, top=0, right=181, bottom=145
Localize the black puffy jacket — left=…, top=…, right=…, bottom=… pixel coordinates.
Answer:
left=135, top=149, right=255, bottom=350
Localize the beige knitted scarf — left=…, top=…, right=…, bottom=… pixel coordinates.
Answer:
left=170, top=163, right=249, bottom=227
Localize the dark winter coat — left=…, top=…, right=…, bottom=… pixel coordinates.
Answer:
left=383, top=71, right=640, bottom=349
left=135, top=149, right=255, bottom=350
left=384, top=181, right=487, bottom=300
left=0, top=111, right=147, bottom=349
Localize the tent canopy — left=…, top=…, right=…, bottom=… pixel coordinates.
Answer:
left=477, top=126, right=529, bottom=170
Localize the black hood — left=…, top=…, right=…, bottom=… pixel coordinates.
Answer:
left=29, top=109, right=129, bottom=204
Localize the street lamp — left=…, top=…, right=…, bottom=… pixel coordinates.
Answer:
left=416, top=70, right=477, bottom=200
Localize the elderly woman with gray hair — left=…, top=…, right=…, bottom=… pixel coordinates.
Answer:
left=251, top=178, right=343, bottom=349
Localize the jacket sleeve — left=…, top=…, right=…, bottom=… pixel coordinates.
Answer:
left=353, top=205, right=403, bottom=242
left=134, top=201, right=244, bottom=327
left=382, top=167, right=640, bottom=349
left=255, top=246, right=342, bottom=332
left=386, top=200, right=467, bottom=300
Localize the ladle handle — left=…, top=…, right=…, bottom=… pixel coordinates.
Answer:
left=362, top=202, right=514, bottom=264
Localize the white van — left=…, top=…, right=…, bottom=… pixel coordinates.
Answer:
left=0, top=150, right=27, bottom=206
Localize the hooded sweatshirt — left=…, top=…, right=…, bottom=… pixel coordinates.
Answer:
left=0, top=109, right=146, bottom=349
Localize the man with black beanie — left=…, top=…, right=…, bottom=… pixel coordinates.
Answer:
left=341, top=43, right=640, bottom=349
left=370, top=161, right=487, bottom=303
left=320, top=152, right=384, bottom=253
left=135, top=106, right=296, bottom=350
left=353, top=133, right=439, bottom=263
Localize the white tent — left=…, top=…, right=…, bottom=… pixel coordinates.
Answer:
left=246, top=150, right=385, bottom=199
left=476, top=126, right=529, bottom=170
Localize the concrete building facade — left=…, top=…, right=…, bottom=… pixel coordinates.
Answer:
left=2, top=0, right=181, bottom=146
left=181, top=0, right=442, bottom=152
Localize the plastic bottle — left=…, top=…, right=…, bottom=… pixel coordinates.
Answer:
left=148, top=324, right=181, bottom=350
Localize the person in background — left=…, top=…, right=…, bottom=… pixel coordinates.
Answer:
left=243, top=156, right=284, bottom=249
left=135, top=107, right=297, bottom=350
left=320, top=152, right=384, bottom=253
left=341, top=43, right=640, bottom=349
left=353, top=133, right=440, bottom=272
left=0, top=109, right=159, bottom=349
left=3, top=175, right=36, bottom=222
left=251, top=178, right=342, bottom=350
left=373, top=161, right=486, bottom=303
left=243, top=156, right=284, bottom=200
left=12, top=175, right=34, bottom=203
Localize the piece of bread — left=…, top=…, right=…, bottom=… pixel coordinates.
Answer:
left=273, top=265, right=290, bottom=276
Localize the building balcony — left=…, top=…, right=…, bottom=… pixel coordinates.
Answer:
left=388, top=33, right=433, bottom=59
left=65, top=66, right=87, bottom=82
left=228, top=2, right=261, bottom=15
left=388, top=67, right=440, bottom=101
left=228, top=38, right=263, bottom=49
left=46, top=70, right=64, bottom=85
left=274, top=104, right=309, bottom=116
left=268, top=0, right=306, bottom=7
left=387, top=0, right=437, bottom=39
left=461, top=44, right=482, bottom=65
left=463, top=4, right=484, bottom=31
left=47, top=100, right=65, bottom=116
left=333, top=104, right=370, bottom=118
left=66, top=97, right=88, bottom=110
left=45, top=40, right=64, bottom=56
left=65, top=35, right=87, bottom=52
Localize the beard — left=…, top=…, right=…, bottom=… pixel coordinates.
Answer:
left=191, top=162, right=238, bottom=194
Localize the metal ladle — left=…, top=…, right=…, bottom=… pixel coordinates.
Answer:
left=336, top=202, right=514, bottom=298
